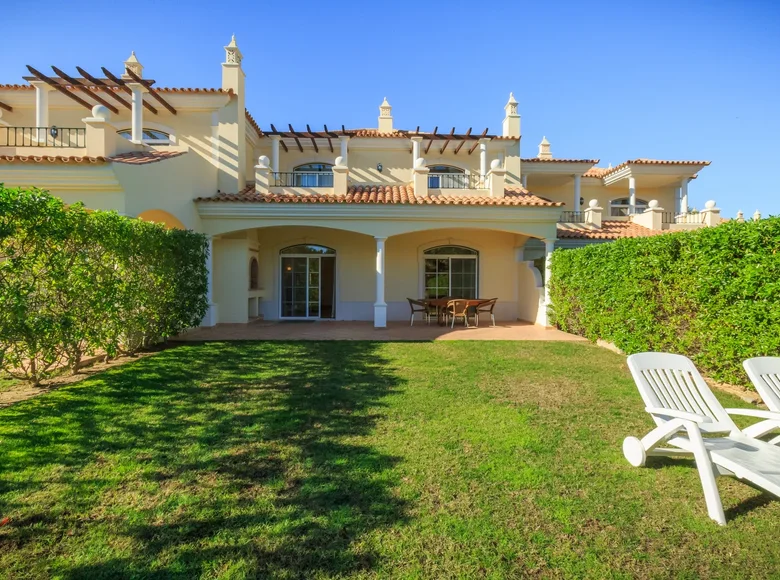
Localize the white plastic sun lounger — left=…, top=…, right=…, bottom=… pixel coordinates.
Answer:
left=624, top=352, right=780, bottom=525
left=743, top=357, right=780, bottom=445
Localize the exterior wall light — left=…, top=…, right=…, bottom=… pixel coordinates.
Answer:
left=377, top=163, right=383, bottom=172
left=580, top=196, right=585, bottom=206
left=50, top=126, right=59, bottom=140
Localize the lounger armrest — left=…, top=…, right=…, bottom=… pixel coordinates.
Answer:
left=645, top=407, right=712, bottom=424
left=724, top=408, right=780, bottom=420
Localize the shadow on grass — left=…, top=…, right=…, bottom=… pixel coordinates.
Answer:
left=0, top=341, right=407, bottom=578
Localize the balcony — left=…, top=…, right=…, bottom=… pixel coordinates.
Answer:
left=428, top=172, right=485, bottom=190
left=0, top=126, right=86, bottom=148
left=273, top=171, right=333, bottom=188
left=558, top=211, right=585, bottom=223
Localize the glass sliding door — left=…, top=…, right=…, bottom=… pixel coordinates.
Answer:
left=280, top=245, right=336, bottom=319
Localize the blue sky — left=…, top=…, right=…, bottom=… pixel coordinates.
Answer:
left=3, top=0, right=779, bottom=217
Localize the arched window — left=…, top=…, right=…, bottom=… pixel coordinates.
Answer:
left=610, top=197, right=648, bottom=217
left=427, top=165, right=468, bottom=189
left=249, top=257, right=259, bottom=290
left=117, top=128, right=171, bottom=145
left=423, top=245, right=478, bottom=299
left=293, top=163, right=334, bottom=187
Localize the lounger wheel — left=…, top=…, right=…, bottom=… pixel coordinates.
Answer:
left=623, top=437, right=647, bottom=467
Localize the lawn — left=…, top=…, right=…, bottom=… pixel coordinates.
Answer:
left=0, top=341, right=778, bottom=579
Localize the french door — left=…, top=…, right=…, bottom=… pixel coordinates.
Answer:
left=280, top=255, right=335, bottom=318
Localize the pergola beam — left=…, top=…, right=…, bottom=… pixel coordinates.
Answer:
left=288, top=124, right=303, bottom=152
left=424, top=126, right=437, bottom=154
left=323, top=124, right=334, bottom=153
left=75, top=66, right=132, bottom=110
left=468, top=128, right=490, bottom=155
left=101, top=67, right=158, bottom=114
left=0, top=100, right=11, bottom=112
left=306, top=124, right=318, bottom=152
left=439, top=127, right=456, bottom=154
left=26, top=65, right=94, bottom=111
left=123, top=67, right=177, bottom=115
left=453, top=127, right=472, bottom=155
left=269, top=124, right=289, bottom=152
left=50, top=66, right=118, bottom=114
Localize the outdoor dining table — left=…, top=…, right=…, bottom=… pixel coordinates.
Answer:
left=424, top=298, right=489, bottom=326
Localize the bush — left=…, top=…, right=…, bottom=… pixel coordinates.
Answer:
left=0, top=185, right=208, bottom=385
left=549, top=217, right=780, bottom=385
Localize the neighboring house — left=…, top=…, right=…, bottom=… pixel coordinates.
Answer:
left=0, top=38, right=717, bottom=328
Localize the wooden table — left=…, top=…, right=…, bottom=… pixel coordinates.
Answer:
left=424, top=298, right=489, bottom=326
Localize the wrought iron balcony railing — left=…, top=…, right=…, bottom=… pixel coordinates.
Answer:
left=274, top=172, right=334, bottom=187
left=559, top=211, right=586, bottom=223
left=428, top=173, right=485, bottom=189
left=0, top=126, right=86, bottom=148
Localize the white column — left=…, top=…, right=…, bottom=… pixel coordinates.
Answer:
left=411, top=136, right=422, bottom=168
left=129, top=83, right=144, bottom=143
left=32, top=82, right=51, bottom=142
left=374, top=237, right=387, bottom=328
left=521, top=174, right=528, bottom=189
left=573, top=174, right=581, bottom=213
left=270, top=135, right=281, bottom=175
left=680, top=177, right=689, bottom=214
left=202, top=236, right=217, bottom=327
left=339, top=136, right=349, bottom=166
left=628, top=176, right=636, bottom=213
left=479, top=139, right=488, bottom=180
left=539, top=239, right=556, bottom=327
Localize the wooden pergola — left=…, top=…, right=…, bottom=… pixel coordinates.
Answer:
left=263, top=125, right=497, bottom=154
left=22, top=65, right=178, bottom=116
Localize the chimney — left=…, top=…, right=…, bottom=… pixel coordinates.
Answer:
left=378, top=97, right=393, bottom=133
left=217, top=35, right=247, bottom=193
left=537, top=136, right=552, bottom=159
left=122, top=51, right=143, bottom=79
left=502, top=92, right=520, bottom=137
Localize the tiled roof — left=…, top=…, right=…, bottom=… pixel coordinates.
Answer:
left=246, top=109, right=263, bottom=137
left=0, top=84, right=228, bottom=94
left=197, top=184, right=563, bottom=207
left=349, top=129, right=408, bottom=138
left=521, top=158, right=599, bottom=164
left=601, top=158, right=711, bottom=178
left=0, top=154, right=107, bottom=164
left=109, top=151, right=186, bottom=165
left=557, top=220, right=664, bottom=240
left=583, top=167, right=611, bottom=178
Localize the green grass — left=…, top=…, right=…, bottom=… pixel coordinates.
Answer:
left=0, top=341, right=778, bottom=579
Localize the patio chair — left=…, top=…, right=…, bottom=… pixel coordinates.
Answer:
left=623, top=352, right=780, bottom=525
left=407, top=298, right=431, bottom=326
left=743, top=357, right=780, bottom=444
left=474, top=298, right=498, bottom=327
left=445, top=299, right=470, bottom=328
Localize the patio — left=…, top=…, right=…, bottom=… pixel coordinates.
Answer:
left=176, top=320, right=587, bottom=342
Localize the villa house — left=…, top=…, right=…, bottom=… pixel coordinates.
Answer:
left=0, top=38, right=717, bottom=328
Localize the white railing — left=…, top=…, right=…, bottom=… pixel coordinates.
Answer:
left=675, top=212, right=705, bottom=224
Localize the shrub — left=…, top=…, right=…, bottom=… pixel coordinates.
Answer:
left=0, top=185, right=208, bottom=384
left=549, top=217, right=780, bottom=385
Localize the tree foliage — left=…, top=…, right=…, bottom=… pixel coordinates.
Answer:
left=0, top=185, right=209, bottom=384
left=549, top=217, right=780, bottom=385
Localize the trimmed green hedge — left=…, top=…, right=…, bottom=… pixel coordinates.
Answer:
left=0, top=185, right=208, bottom=384
left=549, top=217, right=780, bottom=385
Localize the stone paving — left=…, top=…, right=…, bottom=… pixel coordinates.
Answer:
left=176, top=320, right=587, bottom=342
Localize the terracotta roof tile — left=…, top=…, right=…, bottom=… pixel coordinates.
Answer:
left=0, top=154, right=107, bottom=164
left=521, top=158, right=599, bottom=164
left=583, top=167, right=611, bottom=178
left=109, top=150, right=186, bottom=165
left=601, top=158, right=711, bottom=178
left=246, top=109, right=263, bottom=137
left=557, top=220, right=665, bottom=240
left=0, top=84, right=229, bottom=94
left=197, top=184, right=563, bottom=207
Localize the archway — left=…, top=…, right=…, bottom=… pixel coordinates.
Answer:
left=136, top=209, right=186, bottom=229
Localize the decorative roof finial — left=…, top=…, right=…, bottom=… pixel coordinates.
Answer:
left=123, top=51, right=143, bottom=79
left=224, top=35, right=243, bottom=65
left=537, top=136, right=552, bottom=159
left=378, top=97, right=393, bottom=133
left=736, top=210, right=744, bottom=223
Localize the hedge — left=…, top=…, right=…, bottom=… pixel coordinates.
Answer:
left=0, top=185, right=209, bottom=385
left=549, top=217, right=780, bottom=385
